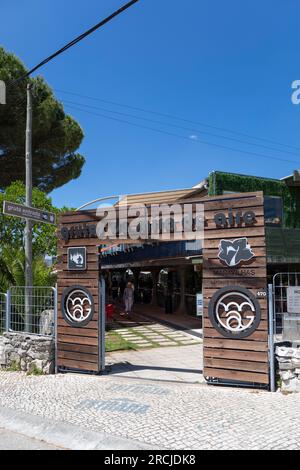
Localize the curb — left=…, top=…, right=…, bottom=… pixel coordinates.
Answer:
left=0, top=406, right=155, bottom=450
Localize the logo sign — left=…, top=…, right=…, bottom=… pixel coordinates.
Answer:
left=3, top=201, right=56, bottom=225
left=208, top=286, right=261, bottom=339
left=61, top=286, right=94, bottom=327
left=218, top=238, right=255, bottom=267
left=214, top=208, right=256, bottom=228
left=68, top=247, right=87, bottom=271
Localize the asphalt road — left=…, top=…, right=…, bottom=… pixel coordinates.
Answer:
left=0, top=428, right=62, bottom=450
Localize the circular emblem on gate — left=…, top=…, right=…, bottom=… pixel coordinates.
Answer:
left=61, top=286, right=94, bottom=327
left=208, top=286, right=261, bottom=339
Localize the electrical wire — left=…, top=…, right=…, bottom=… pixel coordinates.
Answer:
left=64, top=103, right=300, bottom=165
left=10, top=0, right=140, bottom=83
left=61, top=99, right=300, bottom=158
left=55, top=88, right=300, bottom=153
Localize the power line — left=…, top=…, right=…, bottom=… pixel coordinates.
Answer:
left=61, top=98, right=300, bottom=158
left=55, top=88, right=300, bottom=153
left=64, top=103, right=300, bottom=165
left=12, top=0, right=140, bottom=82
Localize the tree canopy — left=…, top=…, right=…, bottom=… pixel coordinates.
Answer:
left=0, top=47, right=85, bottom=193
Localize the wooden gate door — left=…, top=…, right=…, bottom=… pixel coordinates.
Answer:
left=57, top=211, right=102, bottom=373
left=202, top=192, right=269, bottom=388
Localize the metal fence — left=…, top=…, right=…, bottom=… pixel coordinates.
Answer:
left=273, top=273, right=300, bottom=342
left=5, top=286, right=56, bottom=337
left=0, top=293, right=7, bottom=334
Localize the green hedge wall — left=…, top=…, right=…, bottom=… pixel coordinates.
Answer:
left=208, top=172, right=300, bottom=228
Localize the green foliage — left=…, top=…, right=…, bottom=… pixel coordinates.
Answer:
left=5, top=360, right=21, bottom=372
left=208, top=171, right=300, bottom=228
left=0, top=245, right=56, bottom=292
left=0, top=47, right=85, bottom=192
left=27, top=364, right=44, bottom=376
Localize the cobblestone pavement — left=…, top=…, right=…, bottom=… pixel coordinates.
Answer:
left=0, top=369, right=300, bottom=450
left=110, top=322, right=202, bottom=349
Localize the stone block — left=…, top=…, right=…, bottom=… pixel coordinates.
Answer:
left=281, top=377, right=300, bottom=393
left=276, top=346, right=294, bottom=358
left=280, top=370, right=296, bottom=381
left=279, top=362, right=294, bottom=371
left=293, top=349, right=300, bottom=360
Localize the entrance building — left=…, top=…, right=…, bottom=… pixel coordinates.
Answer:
left=56, top=169, right=300, bottom=389
left=100, top=170, right=300, bottom=322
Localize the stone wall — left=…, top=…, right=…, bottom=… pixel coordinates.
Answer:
left=0, top=332, right=55, bottom=375
left=276, top=345, right=300, bottom=393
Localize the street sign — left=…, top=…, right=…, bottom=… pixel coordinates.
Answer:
left=3, top=201, right=56, bottom=225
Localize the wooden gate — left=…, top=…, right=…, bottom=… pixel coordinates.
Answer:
left=56, top=191, right=269, bottom=386
left=202, top=192, right=269, bottom=387
left=57, top=211, right=102, bottom=373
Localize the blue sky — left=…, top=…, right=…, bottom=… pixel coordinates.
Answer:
left=1, top=0, right=300, bottom=208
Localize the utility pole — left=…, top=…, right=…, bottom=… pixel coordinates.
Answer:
left=25, top=83, right=33, bottom=332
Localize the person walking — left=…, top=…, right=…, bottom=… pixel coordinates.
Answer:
left=122, top=282, right=135, bottom=317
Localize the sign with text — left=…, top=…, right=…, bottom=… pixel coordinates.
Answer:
left=3, top=201, right=56, bottom=225
left=287, top=287, right=300, bottom=314
left=196, top=293, right=203, bottom=317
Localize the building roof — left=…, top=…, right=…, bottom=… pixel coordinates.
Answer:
left=116, top=187, right=206, bottom=207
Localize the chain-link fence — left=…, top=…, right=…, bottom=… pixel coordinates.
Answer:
left=7, top=286, right=56, bottom=337
left=273, top=273, right=300, bottom=342
left=0, top=293, right=7, bottom=334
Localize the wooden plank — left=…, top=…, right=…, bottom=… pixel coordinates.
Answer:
left=204, top=338, right=268, bottom=352
left=58, top=350, right=98, bottom=363
left=204, top=226, right=265, bottom=239
left=203, top=278, right=267, bottom=289
left=203, top=367, right=269, bottom=385
left=57, top=334, right=99, bottom=346
left=204, top=348, right=268, bottom=363
left=57, top=318, right=99, bottom=330
left=204, top=357, right=269, bottom=373
left=58, top=342, right=99, bottom=355
left=57, top=358, right=99, bottom=372
left=57, top=326, right=99, bottom=338
left=57, top=278, right=99, bottom=288
left=203, top=327, right=268, bottom=342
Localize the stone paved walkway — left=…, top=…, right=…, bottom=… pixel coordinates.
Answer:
left=111, top=323, right=202, bottom=349
left=107, top=344, right=204, bottom=383
left=0, top=369, right=300, bottom=449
